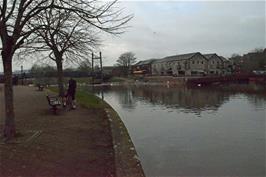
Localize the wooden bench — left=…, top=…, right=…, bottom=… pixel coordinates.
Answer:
left=46, top=95, right=62, bottom=114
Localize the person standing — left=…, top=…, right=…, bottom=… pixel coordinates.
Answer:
left=66, top=78, right=77, bottom=109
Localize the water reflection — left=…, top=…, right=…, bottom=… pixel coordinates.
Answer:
left=92, top=84, right=266, bottom=116
left=133, top=86, right=231, bottom=115
left=247, top=95, right=266, bottom=110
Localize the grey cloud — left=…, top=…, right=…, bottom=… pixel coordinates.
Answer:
left=2, top=1, right=265, bottom=71
left=101, top=1, right=265, bottom=66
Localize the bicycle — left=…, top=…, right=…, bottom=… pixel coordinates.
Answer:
left=63, top=94, right=76, bottom=111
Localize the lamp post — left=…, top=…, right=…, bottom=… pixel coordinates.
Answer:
left=21, top=65, right=24, bottom=85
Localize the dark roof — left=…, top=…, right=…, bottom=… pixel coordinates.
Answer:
left=204, top=53, right=227, bottom=62
left=203, top=53, right=217, bottom=59
left=153, top=52, right=201, bottom=63
left=218, top=56, right=228, bottom=62
left=135, top=59, right=156, bottom=66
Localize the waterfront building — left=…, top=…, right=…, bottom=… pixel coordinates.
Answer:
left=203, top=53, right=224, bottom=75
left=219, top=56, right=233, bottom=75
left=134, top=52, right=230, bottom=76
left=151, top=52, right=208, bottom=76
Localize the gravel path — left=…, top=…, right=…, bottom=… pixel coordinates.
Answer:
left=0, top=85, right=115, bottom=177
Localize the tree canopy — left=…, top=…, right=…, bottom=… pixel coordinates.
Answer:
left=116, top=52, right=136, bottom=67
left=116, top=52, right=137, bottom=76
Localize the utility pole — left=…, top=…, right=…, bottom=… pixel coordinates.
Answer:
left=99, top=52, right=103, bottom=82
left=91, top=52, right=103, bottom=84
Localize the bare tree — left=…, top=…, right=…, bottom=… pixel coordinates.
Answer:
left=22, top=0, right=133, bottom=97
left=77, top=58, right=92, bottom=73
left=116, top=52, right=137, bottom=76
left=30, top=8, right=99, bottom=97
left=0, top=0, right=132, bottom=140
left=0, top=0, right=53, bottom=140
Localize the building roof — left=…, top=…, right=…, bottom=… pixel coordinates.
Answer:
left=135, top=59, right=157, bottom=65
left=134, top=52, right=228, bottom=65
left=204, top=53, right=228, bottom=63
left=153, top=52, right=201, bottom=63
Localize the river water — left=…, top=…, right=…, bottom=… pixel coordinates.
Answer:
left=92, top=84, right=266, bottom=176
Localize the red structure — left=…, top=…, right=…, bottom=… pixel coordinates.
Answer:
left=186, top=74, right=266, bottom=86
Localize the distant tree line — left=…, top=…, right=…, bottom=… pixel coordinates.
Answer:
left=230, top=48, right=266, bottom=73
left=30, top=64, right=92, bottom=78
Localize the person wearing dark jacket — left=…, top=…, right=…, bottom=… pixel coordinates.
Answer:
left=65, top=78, right=77, bottom=109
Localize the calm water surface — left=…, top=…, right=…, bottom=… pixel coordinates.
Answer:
left=92, top=85, right=266, bottom=177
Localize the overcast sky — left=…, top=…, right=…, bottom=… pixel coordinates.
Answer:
left=0, top=0, right=265, bottom=72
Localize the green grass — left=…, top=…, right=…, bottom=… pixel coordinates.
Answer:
left=109, top=77, right=125, bottom=82
left=109, top=77, right=135, bottom=83
left=75, top=90, right=106, bottom=108
left=64, top=77, right=92, bottom=84
left=48, top=86, right=106, bottom=109
left=33, top=77, right=92, bottom=86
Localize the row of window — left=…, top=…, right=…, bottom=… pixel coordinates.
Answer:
left=191, top=61, right=221, bottom=64
left=192, top=61, right=204, bottom=64
left=153, top=60, right=222, bottom=67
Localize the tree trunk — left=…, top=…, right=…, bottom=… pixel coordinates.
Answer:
left=56, top=60, right=65, bottom=97
left=2, top=51, right=16, bottom=140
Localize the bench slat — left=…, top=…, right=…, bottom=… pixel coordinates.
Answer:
left=46, top=95, right=62, bottom=114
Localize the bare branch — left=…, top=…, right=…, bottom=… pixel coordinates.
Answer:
left=3, top=0, right=17, bottom=21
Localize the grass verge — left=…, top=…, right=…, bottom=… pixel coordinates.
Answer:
left=48, top=86, right=107, bottom=109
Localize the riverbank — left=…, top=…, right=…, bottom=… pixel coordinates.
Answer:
left=0, top=85, right=145, bottom=177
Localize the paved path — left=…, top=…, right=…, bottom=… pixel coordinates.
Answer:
left=0, top=85, right=115, bottom=177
